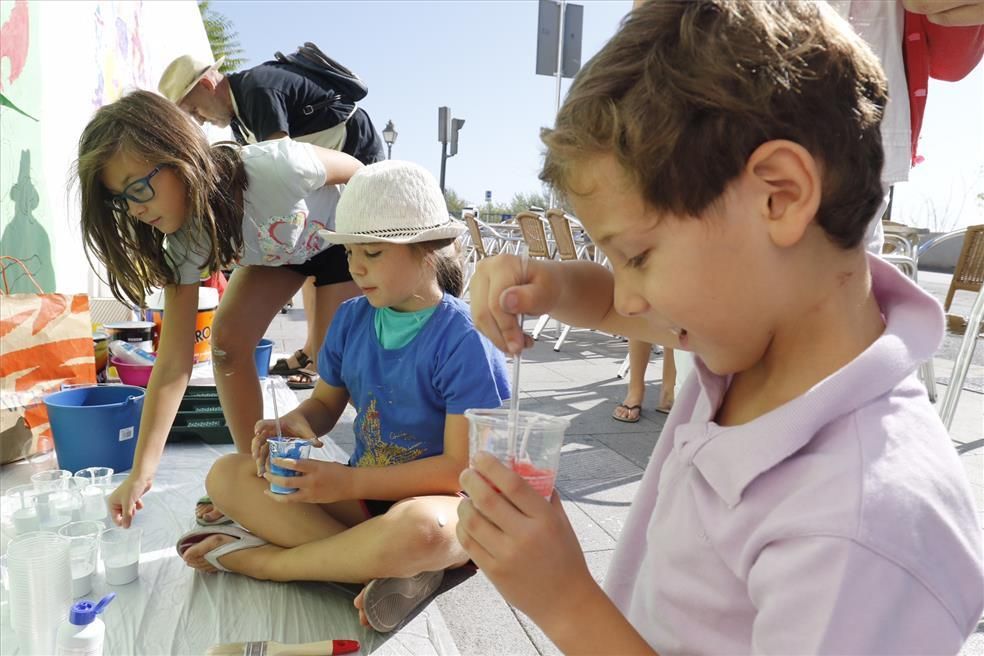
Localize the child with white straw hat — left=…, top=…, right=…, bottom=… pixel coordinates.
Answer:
left=177, top=160, right=510, bottom=634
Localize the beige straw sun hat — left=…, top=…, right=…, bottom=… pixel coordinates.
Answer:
left=320, top=161, right=465, bottom=245
left=158, top=54, right=225, bottom=103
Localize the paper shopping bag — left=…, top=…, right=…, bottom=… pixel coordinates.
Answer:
left=0, top=257, right=97, bottom=463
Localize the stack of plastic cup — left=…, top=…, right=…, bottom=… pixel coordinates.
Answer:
left=58, top=521, right=104, bottom=597
left=6, top=531, right=73, bottom=654
left=31, top=469, right=77, bottom=531
left=3, top=484, right=42, bottom=535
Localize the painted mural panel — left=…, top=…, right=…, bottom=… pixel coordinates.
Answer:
left=0, top=0, right=52, bottom=292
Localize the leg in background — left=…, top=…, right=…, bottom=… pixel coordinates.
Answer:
left=613, top=339, right=652, bottom=422
left=299, top=276, right=318, bottom=359
left=657, top=347, right=676, bottom=413
left=211, top=265, right=305, bottom=453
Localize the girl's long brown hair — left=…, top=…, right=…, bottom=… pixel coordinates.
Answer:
left=74, top=90, right=247, bottom=306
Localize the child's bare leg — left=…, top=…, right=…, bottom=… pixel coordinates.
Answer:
left=211, top=266, right=305, bottom=453
left=186, top=466, right=467, bottom=585
left=206, top=453, right=359, bottom=545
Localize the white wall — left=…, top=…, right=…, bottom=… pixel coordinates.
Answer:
left=0, top=0, right=212, bottom=296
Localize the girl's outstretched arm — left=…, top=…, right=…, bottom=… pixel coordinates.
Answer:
left=108, top=283, right=198, bottom=527
left=309, top=145, right=363, bottom=186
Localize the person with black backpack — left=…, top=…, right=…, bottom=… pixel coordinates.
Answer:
left=159, top=48, right=384, bottom=394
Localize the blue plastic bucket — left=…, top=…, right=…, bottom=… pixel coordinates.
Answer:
left=255, top=339, right=274, bottom=378
left=44, top=385, right=145, bottom=472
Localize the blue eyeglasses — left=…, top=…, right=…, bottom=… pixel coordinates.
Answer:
left=106, top=166, right=163, bottom=214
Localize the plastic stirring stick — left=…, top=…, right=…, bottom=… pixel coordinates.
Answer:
left=269, top=377, right=283, bottom=439
left=507, top=252, right=529, bottom=457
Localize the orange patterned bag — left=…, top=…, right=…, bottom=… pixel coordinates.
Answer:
left=0, top=257, right=96, bottom=463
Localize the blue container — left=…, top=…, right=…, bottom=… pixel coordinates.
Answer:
left=44, top=385, right=145, bottom=472
left=267, top=437, right=311, bottom=494
left=255, top=339, right=274, bottom=378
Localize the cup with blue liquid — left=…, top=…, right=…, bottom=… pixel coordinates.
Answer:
left=266, top=437, right=312, bottom=494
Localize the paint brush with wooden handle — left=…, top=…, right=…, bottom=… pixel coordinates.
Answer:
left=205, top=638, right=360, bottom=656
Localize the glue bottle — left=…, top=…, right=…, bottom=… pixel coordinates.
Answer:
left=55, top=593, right=115, bottom=656
left=108, top=340, right=156, bottom=365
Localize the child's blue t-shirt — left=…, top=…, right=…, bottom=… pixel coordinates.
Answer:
left=318, top=294, right=510, bottom=468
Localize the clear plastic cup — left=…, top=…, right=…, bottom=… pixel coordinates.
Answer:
left=6, top=531, right=72, bottom=654
left=99, top=527, right=141, bottom=585
left=40, top=488, right=82, bottom=531
left=3, top=484, right=41, bottom=535
left=30, top=469, right=73, bottom=493
left=59, top=522, right=102, bottom=598
left=267, top=437, right=312, bottom=494
left=73, top=466, right=114, bottom=488
left=79, top=483, right=109, bottom=522
left=464, top=408, right=570, bottom=500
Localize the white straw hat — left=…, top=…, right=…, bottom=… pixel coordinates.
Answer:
left=158, top=54, right=225, bottom=103
left=320, top=161, right=465, bottom=245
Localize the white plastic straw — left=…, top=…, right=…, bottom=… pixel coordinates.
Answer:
left=507, top=251, right=529, bottom=455
left=269, top=377, right=283, bottom=439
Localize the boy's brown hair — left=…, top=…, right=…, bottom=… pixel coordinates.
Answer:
left=541, top=0, right=888, bottom=248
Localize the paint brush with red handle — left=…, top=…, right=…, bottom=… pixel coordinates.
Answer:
left=205, top=638, right=360, bottom=656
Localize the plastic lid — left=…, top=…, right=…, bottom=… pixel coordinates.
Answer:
left=69, top=593, right=116, bottom=625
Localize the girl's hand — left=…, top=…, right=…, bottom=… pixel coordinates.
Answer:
left=456, top=452, right=595, bottom=630
left=252, top=415, right=322, bottom=477
left=263, top=459, right=351, bottom=504
left=107, top=475, right=152, bottom=528
left=469, top=255, right=561, bottom=354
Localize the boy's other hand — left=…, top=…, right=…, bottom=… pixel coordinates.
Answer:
left=903, top=0, right=984, bottom=26
left=469, top=254, right=560, bottom=354
left=456, top=452, right=595, bottom=630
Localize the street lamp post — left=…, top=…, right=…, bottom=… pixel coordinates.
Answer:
left=382, top=120, right=398, bottom=159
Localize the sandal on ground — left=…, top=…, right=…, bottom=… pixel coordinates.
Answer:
left=175, top=524, right=267, bottom=572
left=611, top=403, right=642, bottom=423
left=286, top=366, right=319, bottom=390
left=196, top=495, right=233, bottom=527
left=270, top=349, right=312, bottom=376
left=654, top=405, right=672, bottom=416
left=362, top=570, right=446, bottom=633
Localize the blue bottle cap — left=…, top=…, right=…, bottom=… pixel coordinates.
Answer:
left=69, top=593, right=116, bottom=625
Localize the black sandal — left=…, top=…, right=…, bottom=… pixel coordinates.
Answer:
left=269, top=349, right=311, bottom=376
left=286, top=366, right=319, bottom=390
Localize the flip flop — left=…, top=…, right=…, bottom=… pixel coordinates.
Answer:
left=175, top=524, right=267, bottom=572
left=286, top=366, right=318, bottom=390
left=611, top=403, right=642, bottom=423
left=196, top=495, right=233, bottom=527
left=654, top=406, right=672, bottom=415
left=270, top=349, right=312, bottom=376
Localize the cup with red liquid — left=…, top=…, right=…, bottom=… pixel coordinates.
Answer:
left=464, top=409, right=569, bottom=500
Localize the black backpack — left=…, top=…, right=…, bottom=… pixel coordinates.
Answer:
left=272, top=42, right=368, bottom=110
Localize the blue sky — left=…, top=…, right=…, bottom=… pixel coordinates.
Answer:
left=220, top=0, right=633, bottom=207
left=219, top=0, right=983, bottom=227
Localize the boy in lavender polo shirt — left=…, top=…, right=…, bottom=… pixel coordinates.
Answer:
left=456, top=1, right=984, bottom=654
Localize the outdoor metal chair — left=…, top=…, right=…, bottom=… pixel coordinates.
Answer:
left=922, top=226, right=984, bottom=444
left=544, top=208, right=596, bottom=351
left=514, top=211, right=561, bottom=343
left=461, top=212, right=523, bottom=294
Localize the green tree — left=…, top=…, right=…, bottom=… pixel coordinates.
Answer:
left=508, top=190, right=551, bottom=214
left=444, top=188, right=471, bottom=216
left=198, top=1, right=247, bottom=73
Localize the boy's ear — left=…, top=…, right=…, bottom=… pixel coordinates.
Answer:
left=746, top=140, right=821, bottom=248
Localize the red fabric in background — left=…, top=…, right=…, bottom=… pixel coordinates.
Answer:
left=902, top=12, right=984, bottom=165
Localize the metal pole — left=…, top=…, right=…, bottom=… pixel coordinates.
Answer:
left=387, top=143, right=393, bottom=160
left=549, top=0, right=566, bottom=209
left=439, top=141, right=448, bottom=193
